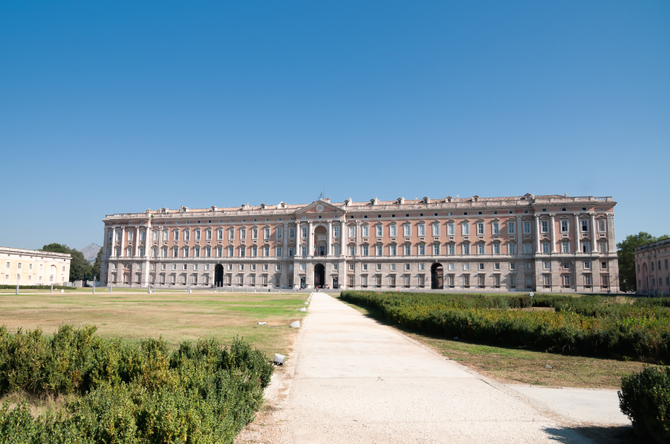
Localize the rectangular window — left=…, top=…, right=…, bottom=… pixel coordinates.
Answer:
left=541, top=220, right=549, bottom=233
left=581, top=219, right=589, bottom=232
left=289, top=227, right=295, bottom=239
left=523, top=221, right=532, bottom=234
left=542, top=242, right=550, bottom=254
left=390, top=225, right=397, bottom=237
left=302, top=227, right=308, bottom=238
left=276, top=247, right=282, bottom=257
left=477, top=223, right=485, bottom=235
left=376, top=245, right=383, bottom=256
left=509, top=243, right=517, bottom=255
left=463, top=263, right=470, bottom=270
left=601, top=261, right=607, bottom=269
left=463, top=274, right=470, bottom=287
left=277, top=227, right=283, bottom=239
left=432, top=223, right=440, bottom=236
left=333, top=226, right=339, bottom=238
left=403, top=224, right=411, bottom=236
left=333, top=245, right=340, bottom=255
left=463, top=223, right=470, bottom=235
left=493, top=244, right=500, bottom=255
left=264, top=228, right=270, bottom=240
left=598, top=220, right=606, bottom=232
left=240, top=246, right=246, bottom=257
left=523, top=243, right=532, bottom=254
left=448, top=244, right=455, bottom=255
left=390, top=264, right=396, bottom=271
left=229, top=228, right=235, bottom=240
left=206, top=229, right=212, bottom=240
left=349, top=246, right=356, bottom=256
left=418, top=245, right=425, bottom=255
left=478, top=263, right=485, bottom=270
left=562, top=242, right=570, bottom=253
left=174, top=230, right=179, bottom=241
left=195, top=230, right=201, bottom=241
left=492, top=222, right=500, bottom=235
left=302, top=246, right=308, bottom=256
left=217, top=228, right=223, bottom=240
left=228, top=246, right=234, bottom=257
left=477, top=244, right=485, bottom=255
left=433, top=244, right=440, bottom=255
left=362, top=246, right=369, bottom=256
left=447, top=223, right=455, bottom=236
left=264, top=246, right=270, bottom=257
left=404, top=244, right=411, bottom=255
left=508, top=222, right=516, bottom=235
left=349, top=226, right=356, bottom=237
left=543, top=261, right=551, bottom=270
left=582, top=241, right=591, bottom=253
left=389, top=245, right=397, bottom=256
left=462, top=244, right=470, bottom=255
left=561, top=220, right=569, bottom=233
left=376, top=225, right=383, bottom=237
left=240, top=228, right=246, bottom=240
left=362, top=226, right=369, bottom=237
left=599, top=241, right=608, bottom=253
left=510, top=262, right=516, bottom=270
left=418, top=224, right=425, bottom=236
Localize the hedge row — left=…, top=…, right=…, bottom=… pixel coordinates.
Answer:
left=340, top=291, right=670, bottom=363
left=0, top=325, right=273, bottom=443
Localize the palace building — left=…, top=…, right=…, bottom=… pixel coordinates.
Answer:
left=100, top=193, right=619, bottom=293
left=1, top=246, right=71, bottom=286
left=635, top=238, right=670, bottom=296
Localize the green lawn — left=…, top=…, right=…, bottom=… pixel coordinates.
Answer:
left=0, top=290, right=309, bottom=358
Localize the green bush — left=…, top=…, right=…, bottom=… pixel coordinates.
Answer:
left=619, top=366, right=670, bottom=443
left=0, top=326, right=274, bottom=443
left=340, top=291, right=670, bottom=363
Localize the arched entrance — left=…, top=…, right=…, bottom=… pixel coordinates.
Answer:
left=314, top=263, right=325, bottom=288
left=431, top=263, right=443, bottom=289
left=214, top=264, right=223, bottom=287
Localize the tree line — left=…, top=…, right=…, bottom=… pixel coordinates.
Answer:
left=41, top=244, right=102, bottom=283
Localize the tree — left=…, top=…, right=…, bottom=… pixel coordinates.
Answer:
left=42, top=243, right=92, bottom=282
left=92, top=248, right=103, bottom=281
left=617, top=232, right=669, bottom=292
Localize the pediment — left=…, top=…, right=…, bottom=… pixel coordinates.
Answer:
left=295, top=200, right=345, bottom=215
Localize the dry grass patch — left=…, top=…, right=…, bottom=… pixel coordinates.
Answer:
left=0, top=290, right=308, bottom=357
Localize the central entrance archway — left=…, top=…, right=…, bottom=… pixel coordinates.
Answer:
left=314, top=263, right=325, bottom=288
left=431, top=263, right=443, bottom=289
left=214, top=264, right=223, bottom=287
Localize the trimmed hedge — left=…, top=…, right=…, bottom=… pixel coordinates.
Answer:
left=0, top=325, right=274, bottom=443
left=340, top=291, right=670, bottom=363
left=619, top=366, right=670, bottom=443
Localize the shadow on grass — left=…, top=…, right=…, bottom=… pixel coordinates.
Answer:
left=544, top=425, right=644, bottom=444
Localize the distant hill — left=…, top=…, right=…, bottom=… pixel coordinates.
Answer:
left=80, top=243, right=101, bottom=263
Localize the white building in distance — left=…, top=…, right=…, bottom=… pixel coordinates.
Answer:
left=1, top=247, right=71, bottom=286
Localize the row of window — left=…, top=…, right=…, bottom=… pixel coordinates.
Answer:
left=638, top=259, right=670, bottom=272
left=645, top=276, right=670, bottom=288
left=113, top=239, right=610, bottom=259
left=111, top=218, right=610, bottom=244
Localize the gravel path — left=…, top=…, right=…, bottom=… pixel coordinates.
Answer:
left=237, top=292, right=633, bottom=444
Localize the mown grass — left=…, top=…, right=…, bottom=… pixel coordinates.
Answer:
left=0, top=291, right=308, bottom=357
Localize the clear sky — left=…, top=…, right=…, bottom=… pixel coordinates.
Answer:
left=1, top=1, right=668, bottom=251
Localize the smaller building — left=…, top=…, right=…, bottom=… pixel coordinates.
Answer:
left=634, top=238, right=670, bottom=296
left=0, top=247, right=71, bottom=286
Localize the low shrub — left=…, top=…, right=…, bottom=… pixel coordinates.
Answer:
left=619, top=366, right=670, bottom=443
left=0, top=326, right=274, bottom=443
left=340, top=291, right=670, bottom=363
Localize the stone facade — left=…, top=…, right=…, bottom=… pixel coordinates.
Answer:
left=634, top=238, right=670, bottom=296
left=1, top=247, right=71, bottom=286
left=100, top=193, right=619, bottom=293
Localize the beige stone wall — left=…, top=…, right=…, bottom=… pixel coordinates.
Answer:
left=101, top=194, right=619, bottom=293
left=635, top=238, right=670, bottom=295
left=0, top=247, right=71, bottom=286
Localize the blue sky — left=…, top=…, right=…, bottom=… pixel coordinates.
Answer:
left=1, top=1, right=668, bottom=250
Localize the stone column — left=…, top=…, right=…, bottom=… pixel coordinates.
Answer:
left=355, top=221, right=361, bottom=257
left=121, top=227, right=126, bottom=257
left=308, top=221, right=314, bottom=257
left=607, top=214, right=616, bottom=253
left=341, top=222, right=348, bottom=256
left=283, top=222, right=288, bottom=258
left=590, top=213, right=598, bottom=253
left=515, top=216, right=522, bottom=257
left=134, top=228, right=140, bottom=257
left=533, top=214, right=540, bottom=254
left=574, top=214, right=581, bottom=254
left=327, top=221, right=332, bottom=256
left=549, top=214, right=556, bottom=253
